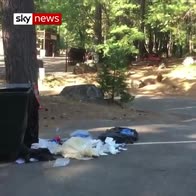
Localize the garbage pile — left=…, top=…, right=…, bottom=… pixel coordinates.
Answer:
left=16, top=127, right=138, bottom=167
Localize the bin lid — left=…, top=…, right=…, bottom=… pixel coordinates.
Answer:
left=0, top=83, right=32, bottom=90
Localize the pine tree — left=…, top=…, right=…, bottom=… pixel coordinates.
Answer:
left=97, top=44, right=134, bottom=103
left=1, top=0, right=38, bottom=83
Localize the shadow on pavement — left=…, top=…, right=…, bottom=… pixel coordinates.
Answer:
left=1, top=119, right=196, bottom=196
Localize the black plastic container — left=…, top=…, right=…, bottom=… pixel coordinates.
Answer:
left=0, top=84, right=39, bottom=160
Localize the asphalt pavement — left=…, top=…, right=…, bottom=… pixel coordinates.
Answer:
left=1, top=95, right=196, bottom=196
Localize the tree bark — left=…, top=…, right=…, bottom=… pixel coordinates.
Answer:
left=148, top=26, right=153, bottom=53
left=94, top=1, right=102, bottom=45
left=94, top=1, right=103, bottom=62
left=2, top=0, right=38, bottom=84
left=139, top=0, right=146, bottom=56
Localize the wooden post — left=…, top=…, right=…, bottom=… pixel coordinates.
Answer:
left=65, top=47, right=68, bottom=72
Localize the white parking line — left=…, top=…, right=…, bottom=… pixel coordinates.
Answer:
left=129, top=140, right=196, bottom=145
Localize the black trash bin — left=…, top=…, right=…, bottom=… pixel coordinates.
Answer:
left=0, top=83, right=39, bottom=161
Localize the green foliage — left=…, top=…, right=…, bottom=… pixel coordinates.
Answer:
left=34, top=0, right=196, bottom=57
left=97, top=43, right=134, bottom=103
left=96, top=0, right=142, bottom=103
left=146, top=0, right=196, bottom=53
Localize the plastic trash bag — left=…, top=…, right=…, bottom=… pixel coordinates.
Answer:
left=120, top=128, right=135, bottom=136
left=91, top=137, right=123, bottom=156
left=70, top=130, right=91, bottom=138
left=31, top=139, right=60, bottom=154
left=55, top=137, right=98, bottom=160
left=98, top=127, right=139, bottom=144
left=30, top=137, right=127, bottom=161
left=104, top=137, right=120, bottom=154
left=53, top=158, right=70, bottom=167
left=91, top=139, right=108, bottom=156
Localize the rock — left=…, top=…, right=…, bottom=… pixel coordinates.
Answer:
left=60, top=84, right=104, bottom=102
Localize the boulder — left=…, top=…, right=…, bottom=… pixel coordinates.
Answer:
left=60, top=84, right=104, bottom=101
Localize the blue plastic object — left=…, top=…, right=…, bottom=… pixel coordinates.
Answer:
left=70, top=130, right=91, bottom=138
left=120, top=128, right=135, bottom=136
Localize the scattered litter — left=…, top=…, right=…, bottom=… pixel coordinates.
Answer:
left=60, top=138, right=68, bottom=143
left=54, top=137, right=98, bottom=160
left=92, top=139, right=108, bottom=156
left=118, top=147, right=128, bottom=151
left=56, top=128, right=60, bottom=132
left=31, top=138, right=50, bottom=149
left=16, top=148, right=56, bottom=164
left=29, top=158, right=39, bottom=162
left=16, top=158, right=25, bottom=164
left=53, top=136, right=126, bottom=159
left=30, top=148, right=55, bottom=161
left=31, top=138, right=61, bottom=154
left=49, top=136, right=61, bottom=144
left=79, top=157, right=94, bottom=160
left=70, top=130, right=91, bottom=138
left=120, top=128, right=135, bottom=136
left=16, top=158, right=39, bottom=164
left=53, top=158, right=70, bottom=167
left=14, top=127, right=138, bottom=165
left=103, top=137, right=120, bottom=155
left=98, top=127, right=138, bottom=144
left=93, top=138, right=126, bottom=156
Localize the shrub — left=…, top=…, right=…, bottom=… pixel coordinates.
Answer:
left=97, top=44, right=134, bottom=103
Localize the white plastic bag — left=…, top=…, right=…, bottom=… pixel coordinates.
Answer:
left=53, top=158, right=70, bottom=167
left=56, top=137, right=98, bottom=160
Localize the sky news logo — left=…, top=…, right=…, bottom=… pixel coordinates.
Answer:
left=13, top=13, right=62, bottom=25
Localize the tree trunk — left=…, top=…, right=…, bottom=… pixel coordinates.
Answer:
left=148, top=26, right=153, bottom=53
left=168, top=32, right=173, bottom=57
left=1, top=0, right=38, bottom=84
left=94, top=1, right=102, bottom=45
left=139, top=0, right=146, bottom=56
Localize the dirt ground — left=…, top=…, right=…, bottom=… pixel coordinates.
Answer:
left=39, top=57, right=196, bottom=98
left=36, top=57, right=196, bottom=131
left=1, top=56, right=196, bottom=133
left=38, top=95, right=152, bottom=131
left=127, top=60, right=196, bottom=97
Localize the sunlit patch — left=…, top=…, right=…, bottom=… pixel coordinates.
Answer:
left=183, top=118, right=196, bottom=123
left=187, top=134, right=196, bottom=139
left=182, top=82, right=195, bottom=91
left=168, top=65, right=196, bottom=80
